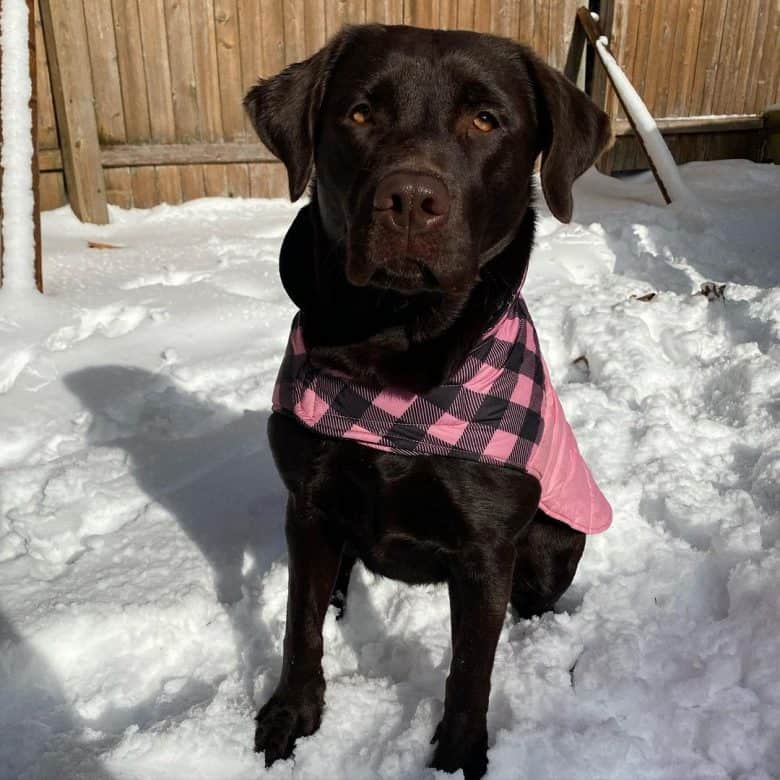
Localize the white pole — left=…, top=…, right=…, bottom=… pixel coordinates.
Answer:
left=0, top=0, right=36, bottom=294
left=594, top=34, right=693, bottom=204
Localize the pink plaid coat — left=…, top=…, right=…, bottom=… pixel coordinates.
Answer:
left=273, top=290, right=612, bottom=535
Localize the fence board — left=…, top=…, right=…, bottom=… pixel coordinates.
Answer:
left=203, top=163, right=228, bottom=196
left=214, top=0, right=246, bottom=140
left=104, top=168, right=132, bottom=209
left=131, top=167, right=157, bottom=208
left=39, top=0, right=108, bottom=223
left=112, top=0, right=151, bottom=142
left=190, top=0, right=223, bottom=141
left=226, top=162, right=250, bottom=197
left=82, top=0, right=124, bottom=143
left=33, top=0, right=65, bottom=209
left=165, top=0, right=201, bottom=142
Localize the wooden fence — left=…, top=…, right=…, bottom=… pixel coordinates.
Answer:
left=35, top=0, right=582, bottom=214
left=595, top=0, right=779, bottom=172
left=33, top=1, right=778, bottom=215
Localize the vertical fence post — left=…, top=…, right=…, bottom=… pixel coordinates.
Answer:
left=39, top=0, right=107, bottom=224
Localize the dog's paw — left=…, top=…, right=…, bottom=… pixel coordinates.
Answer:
left=254, top=691, right=323, bottom=767
left=429, top=714, right=488, bottom=779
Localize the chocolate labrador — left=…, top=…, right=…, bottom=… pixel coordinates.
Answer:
left=244, top=23, right=611, bottom=779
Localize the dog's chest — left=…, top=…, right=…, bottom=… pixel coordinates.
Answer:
left=269, top=412, right=539, bottom=585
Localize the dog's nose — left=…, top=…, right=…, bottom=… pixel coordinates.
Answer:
left=373, top=172, right=450, bottom=233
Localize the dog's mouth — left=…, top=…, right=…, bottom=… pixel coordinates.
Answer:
left=368, top=258, right=442, bottom=293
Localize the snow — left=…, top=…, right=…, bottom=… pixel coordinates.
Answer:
left=0, top=0, right=36, bottom=294
left=1, top=160, right=780, bottom=779
left=594, top=37, right=694, bottom=205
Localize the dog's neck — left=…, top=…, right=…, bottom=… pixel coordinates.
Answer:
left=277, top=201, right=535, bottom=394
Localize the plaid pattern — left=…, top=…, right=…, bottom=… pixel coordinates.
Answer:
left=272, top=291, right=547, bottom=472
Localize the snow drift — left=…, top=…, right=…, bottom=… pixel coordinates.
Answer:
left=1, top=161, right=779, bottom=779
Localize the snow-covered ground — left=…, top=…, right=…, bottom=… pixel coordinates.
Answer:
left=1, top=160, right=779, bottom=780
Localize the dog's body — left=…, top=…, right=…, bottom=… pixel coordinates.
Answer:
left=245, top=24, right=611, bottom=778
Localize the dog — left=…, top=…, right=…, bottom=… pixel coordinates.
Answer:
left=244, top=24, right=612, bottom=779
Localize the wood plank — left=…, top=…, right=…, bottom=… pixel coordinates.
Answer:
left=642, top=0, right=677, bottom=117
left=324, top=0, right=344, bottom=38
left=266, top=163, right=290, bottom=197
left=515, top=0, right=534, bottom=46
left=689, top=0, right=729, bottom=115
left=137, top=0, right=177, bottom=141
left=588, top=0, right=614, bottom=121
left=711, top=0, right=748, bottom=115
left=156, top=165, right=183, bottom=203
left=531, top=0, right=550, bottom=59
left=214, top=0, right=246, bottom=139
left=283, top=0, right=306, bottom=63
left=345, top=0, right=366, bottom=24
left=111, top=0, right=152, bottom=142
left=626, top=0, right=655, bottom=121
left=304, top=0, right=327, bottom=49
left=138, top=0, right=179, bottom=202
left=238, top=0, right=264, bottom=137
left=39, top=142, right=276, bottom=171
left=366, top=0, right=403, bottom=25
left=203, top=163, right=229, bottom=196
left=189, top=0, right=223, bottom=140
left=405, top=0, right=436, bottom=27
left=104, top=167, right=132, bottom=208
left=668, top=0, right=705, bottom=117
left=613, top=114, right=765, bottom=135
left=727, top=0, right=761, bottom=114
left=742, top=0, right=770, bottom=113
left=39, top=0, right=108, bottom=223
left=82, top=0, right=125, bottom=143
left=131, top=166, right=158, bottom=207
left=438, top=0, right=458, bottom=29
left=456, top=0, right=475, bottom=29
left=179, top=163, right=206, bottom=201
left=473, top=0, right=491, bottom=33
left=754, top=0, right=780, bottom=110
left=33, top=0, right=58, bottom=150
left=489, top=0, right=514, bottom=39
left=564, top=0, right=581, bottom=68
left=548, top=0, right=578, bottom=71
left=564, top=4, right=587, bottom=83
left=39, top=172, right=67, bottom=210
left=249, top=162, right=276, bottom=197
left=250, top=161, right=289, bottom=198
left=226, top=162, right=250, bottom=197
left=261, top=0, right=285, bottom=74
left=164, top=0, right=201, bottom=142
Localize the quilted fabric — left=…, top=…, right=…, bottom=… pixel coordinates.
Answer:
left=273, top=290, right=612, bottom=534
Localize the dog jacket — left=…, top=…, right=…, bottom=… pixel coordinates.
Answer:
left=273, top=289, right=612, bottom=534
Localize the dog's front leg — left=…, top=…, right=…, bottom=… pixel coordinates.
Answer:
left=255, top=494, right=343, bottom=766
left=431, top=542, right=516, bottom=780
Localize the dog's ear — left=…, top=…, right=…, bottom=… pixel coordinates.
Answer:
left=244, top=29, right=352, bottom=201
left=528, top=55, right=612, bottom=223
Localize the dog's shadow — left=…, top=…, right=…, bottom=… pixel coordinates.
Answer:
left=64, top=366, right=286, bottom=701
left=63, top=366, right=438, bottom=721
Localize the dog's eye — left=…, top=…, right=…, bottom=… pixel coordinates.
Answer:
left=473, top=111, right=498, bottom=133
left=350, top=104, right=372, bottom=125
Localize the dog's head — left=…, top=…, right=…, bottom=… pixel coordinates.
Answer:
left=245, top=25, right=610, bottom=297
